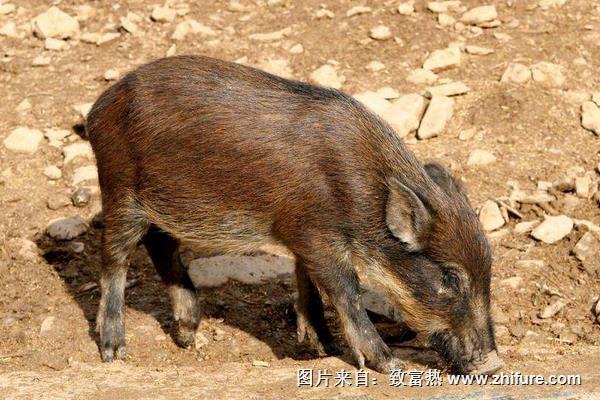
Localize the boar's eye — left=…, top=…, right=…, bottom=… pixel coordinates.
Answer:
left=441, top=267, right=465, bottom=293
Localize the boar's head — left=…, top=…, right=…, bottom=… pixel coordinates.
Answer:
left=370, top=162, right=502, bottom=375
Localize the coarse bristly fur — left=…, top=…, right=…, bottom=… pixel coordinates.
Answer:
left=88, top=55, right=501, bottom=374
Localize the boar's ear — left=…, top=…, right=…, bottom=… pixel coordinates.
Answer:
left=386, top=178, right=432, bottom=251
left=424, top=161, right=465, bottom=196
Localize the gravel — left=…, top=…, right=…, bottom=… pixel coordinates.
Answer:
left=3, top=127, right=44, bottom=154
left=417, top=95, right=454, bottom=139
left=531, top=215, right=573, bottom=244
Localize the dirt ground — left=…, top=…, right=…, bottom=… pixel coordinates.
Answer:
left=1, top=0, right=599, bottom=399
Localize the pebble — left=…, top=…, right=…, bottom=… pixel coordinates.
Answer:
left=32, top=55, right=51, bottom=67
left=309, top=64, right=344, bottom=89
left=366, top=60, right=385, bottom=72
left=258, top=59, right=293, bottom=79
left=46, top=216, right=88, bottom=240
left=406, top=68, right=438, bottom=85
left=81, top=32, right=121, bottom=46
left=172, top=20, right=217, bottom=40
left=499, top=276, right=523, bottom=290
left=369, top=25, right=392, bottom=40
left=44, top=38, right=67, bottom=51
left=494, top=32, right=511, bottom=41
left=354, top=91, right=391, bottom=116
left=43, top=165, right=62, bottom=180
left=72, top=187, right=92, bottom=207
left=47, top=194, right=71, bottom=210
left=72, top=165, right=98, bottom=186
left=539, top=300, right=566, bottom=319
left=458, top=127, right=476, bottom=141
left=227, top=0, right=247, bottom=12
left=315, top=9, right=334, bottom=19
left=195, top=332, right=209, bottom=349
left=383, top=94, right=428, bottom=138
left=17, top=239, right=38, bottom=260
left=515, top=259, right=545, bottom=269
left=539, top=0, right=567, bottom=10
left=166, top=44, right=177, bottom=57
left=0, top=3, right=15, bottom=15
left=63, top=142, right=93, bottom=164
left=592, top=92, right=600, bottom=107
left=514, top=219, right=540, bottom=234
left=40, top=316, right=55, bottom=336
left=467, top=149, right=496, bottom=166
left=465, top=45, right=494, bottom=55
left=32, top=7, right=80, bottom=39
left=531, top=215, right=573, bottom=244
left=75, top=5, right=96, bottom=21
left=73, top=102, right=93, bottom=123
left=346, top=6, right=372, bottom=17
left=151, top=6, right=177, bottom=23
left=120, top=14, right=140, bottom=35
left=397, top=3, right=415, bottom=15
left=248, top=26, right=291, bottom=42
left=479, top=200, right=505, bottom=232
left=3, top=127, right=44, bottom=154
left=423, top=46, right=461, bottom=72
left=438, top=13, right=456, bottom=27
left=0, top=22, right=20, bottom=38
left=428, top=1, right=462, bottom=13
left=104, top=69, right=119, bottom=81
left=575, top=176, right=591, bottom=198
left=460, top=5, right=497, bottom=25
left=252, top=360, right=270, bottom=367
left=44, top=128, right=70, bottom=147
left=425, top=81, right=470, bottom=97
left=288, top=43, right=303, bottom=54
left=531, top=62, right=565, bottom=87
left=581, top=101, right=600, bottom=135
left=573, top=232, right=600, bottom=274
left=500, top=63, right=531, bottom=84
left=417, top=96, right=454, bottom=139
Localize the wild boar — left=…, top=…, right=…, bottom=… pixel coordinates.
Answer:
left=88, top=55, right=502, bottom=374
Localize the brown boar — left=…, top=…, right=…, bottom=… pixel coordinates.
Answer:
left=88, top=55, right=502, bottom=374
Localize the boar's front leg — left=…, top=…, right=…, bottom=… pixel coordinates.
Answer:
left=300, top=250, right=403, bottom=373
left=295, top=259, right=341, bottom=356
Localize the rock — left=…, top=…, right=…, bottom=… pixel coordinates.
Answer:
left=73, top=102, right=93, bottom=123
left=40, top=316, right=55, bottom=336
left=72, top=187, right=92, bottom=207
left=479, top=200, right=505, bottom=232
left=315, top=8, right=334, bottom=19
left=46, top=216, right=88, bottom=240
left=309, top=64, right=344, bottom=89
left=499, top=276, right=523, bottom=290
left=539, top=0, right=567, bottom=10
left=417, top=96, right=454, bottom=139
left=72, top=165, right=98, bottom=186
left=406, top=68, right=438, bottom=85
left=248, top=26, right=291, bottom=42
left=288, top=43, right=303, bottom=54
left=397, top=3, right=415, bottom=15
left=458, top=127, right=476, bottom=141
left=575, top=176, right=591, bottom=198
left=43, top=165, right=62, bottom=180
left=461, top=5, right=497, bottom=25
left=47, top=194, right=71, bottom=210
left=428, top=1, right=462, bottom=13
left=3, top=127, right=44, bottom=154
left=592, top=92, right=600, bottom=107
left=0, top=3, right=15, bottom=15
left=172, top=20, right=217, bottom=40
left=353, top=91, right=391, bottom=116
left=75, top=5, right=96, bottom=21
left=16, top=238, right=38, bottom=260
left=515, top=259, right=545, bottom=269
left=531, top=62, right=565, bottom=87
left=346, top=6, right=372, bottom=17
left=151, top=6, right=177, bottom=22
left=425, top=81, right=470, bottom=97
left=44, top=128, right=70, bottom=147
left=369, top=25, right=392, bottom=40
left=539, top=300, right=566, bottom=319
left=32, top=55, right=51, bottom=67
left=467, top=149, right=495, bottom=166
left=531, top=215, right=573, bottom=244
left=63, top=142, right=93, bottom=164
left=501, top=63, right=531, bottom=84
left=573, top=232, right=600, bottom=274
left=581, top=101, right=600, bottom=135
left=514, top=219, right=540, bottom=234
left=494, top=32, right=511, bottom=41
left=438, top=13, right=456, bottom=27
left=465, top=45, right=494, bottom=55
left=32, top=7, right=80, bottom=39
left=0, top=22, right=20, bottom=38
left=382, top=94, right=428, bottom=137
left=195, top=332, right=209, bottom=349
left=423, top=46, right=461, bottom=72
left=376, top=87, right=400, bottom=99
left=104, top=69, right=119, bottom=81
left=258, top=59, right=293, bottom=79
left=44, top=38, right=67, bottom=51
left=81, top=32, right=121, bottom=45
left=166, top=44, right=177, bottom=57
left=119, top=14, right=140, bottom=35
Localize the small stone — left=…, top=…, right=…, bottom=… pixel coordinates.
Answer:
left=501, top=63, right=531, bottom=84
left=119, top=14, right=139, bottom=35
left=47, top=195, right=71, bottom=210
left=428, top=1, right=462, bottom=13
left=40, top=316, right=55, bottom=336
left=32, top=55, right=51, bottom=67
left=531, top=62, right=566, bottom=87
left=425, top=81, right=470, bottom=97
left=369, top=25, right=392, bottom=40
left=43, top=165, right=62, bottom=180
left=258, top=59, right=293, bottom=79
left=539, top=0, right=567, bottom=10
left=531, top=215, right=573, bottom=244
left=479, top=200, right=505, bottom=232
left=514, top=220, right=540, bottom=234
left=581, top=101, right=600, bottom=135
left=575, top=176, right=591, bottom=198
left=166, top=44, right=177, bottom=57
left=494, top=32, right=511, bottom=41
left=248, top=26, right=291, bottom=42
left=44, top=38, right=67, bottom=51
left=406, top=68, right=438, bottom=85
left=438, top=13, right=455, bottom=27
left=354, top=91, right=391, bottom=116
left=366, top=60, right=385, bottom=72
left=458, top=127, right=476, bottom=141
left=63, top=142, right=93, bottom=165
left=461, top=5, right=497, bottom=25
left=227, top=0, right=247, bottom=12
left=515, top=259, right=545, bottom=269
left=75, top=5, right=96, bottom=21
left=71, top=187, right=92, bottom=207
left=573, top=232, right=600, bottom=274
left=309, top=64, right=344, bottom=89
left=288, top=43, right=303, bottom=54
left=3, top=127, right=44, bottom=154
left=0, top=22, right=20, bottom=38
left=70, top=241, right=85, bottom=253
left=195, top=332, right=209, bottom=349
left=252, top=360, right=270, bottom=367
left=32, top=7, right=80, bottom=39
left=73, top=102, right=93, bottom=123
left=346, top=6, right=372, bottom=17
left=592, top=92, right=600, bottom=107
left=423, top=46, right=461, bottom=72
left=397, top=3, right=415, bottom=15
left=104, top=69, right=119, bottom=81
left=172, top=20, right=217, bottom=40
left=315, top=8, right=334, bottom=19
left=213, top=328, right=226, bottom=341
left=499, top=276, right=523, bottom=290
left=44, top=128, right=70, bottom=147
left=72, top=165, right=98, bottom=186
left=465, top=45, right=494, bottom=55
left=417, top=96, right=454, bottom=139
left=376, top=87, right=400, bottom=99
left=46, top=216, right=88, bottom=240
left=151, top=6, right=177, bottom=23
left=478, top=19, right=501, bottom=28
left=467, top=149, right=496, bottom=166
left=539, top=300, right=566, bottom=319
left=383, top=94, right=428, bottom=138
left=0, top=3, right=15, bottom=15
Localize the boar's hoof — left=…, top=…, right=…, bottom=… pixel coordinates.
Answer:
left=367, top=356, right=405, bottom=374
left=469, top=351, right=504, bottom=375
left=101, top=345, right=126, bottom=362
left=174, top=324, right=196, bottom=349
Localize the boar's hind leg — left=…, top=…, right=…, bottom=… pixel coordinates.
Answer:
left=304, top=254, right=404, bottom=373
left=142, top=225, right=200, bottom=348
left=295, top=260, right=341, bottom=356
